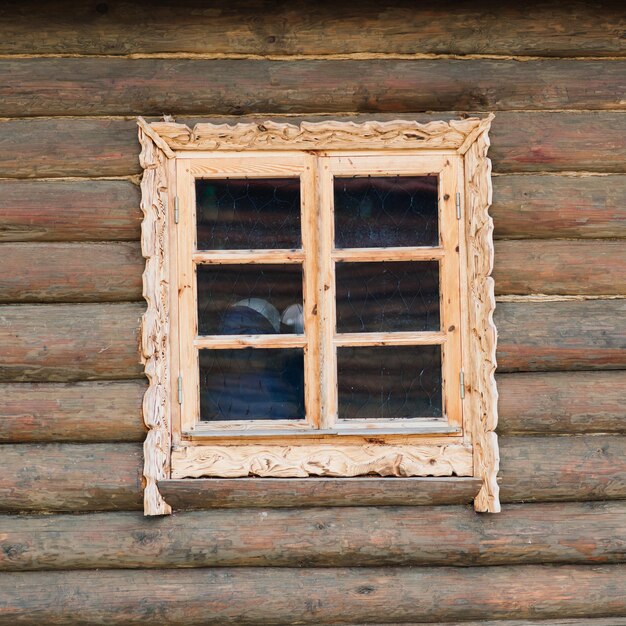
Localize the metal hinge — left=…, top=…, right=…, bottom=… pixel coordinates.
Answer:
left=174, top=197, right=180, bottom=224
left=177, top=374, right=183, bottom=404
left=456, top=192, right=462, bottom=220
left=460, top=369, right=465, bottom=399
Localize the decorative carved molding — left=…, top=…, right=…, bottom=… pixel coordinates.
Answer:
left=149, top=117, right=489, bottom=152
left=171, top=443, right=473, bottom=479
left=138, top=120, right=172, bottom=516
left=464, top=117, right=500, bottom=513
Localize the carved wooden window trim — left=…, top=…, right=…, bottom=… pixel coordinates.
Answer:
left=138, top=115, right=499, bottom=516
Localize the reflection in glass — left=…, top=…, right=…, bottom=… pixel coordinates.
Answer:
left=200, top=349, right=305, bottom=421
left=336, top=261, right=439, bottom=332
left=337, top=345, right=442, bottom=419
left=334, top=176, right=438, bottom=248
left=196, top=178, right=301, bottom=250
left=197, top=264, right=303, bottom=335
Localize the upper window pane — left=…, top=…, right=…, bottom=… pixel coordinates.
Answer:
left=334, top=176, right=438, bottom=248
left=196, top=178, right=301, bottom=250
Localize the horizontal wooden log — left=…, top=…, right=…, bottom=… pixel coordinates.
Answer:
left=500, top=435, right=626, bottom=504
left=2, top=501, right=626, bottom=571
left=2, top=58, right=625, bottom=116
left=160, top=477, right=481, bottom=509
left=0, top=302, right=144, bottom=381
left=492, top=174, right=626, bottom=239
left=0, top=180, right=141, bottom=242
left=0, top=443, right=143, bottom=512
left=1, top=1, right=624, bottom=56
left=493, top=240, right=626, bottom=296
left=343, top=620, right=626, bottom=626
left=1, top=565, right=625, bottom=624
left=495, top=300, right=626, bottom=372
left=2, top=435, right=626, bottom=512
left=1, top=300, right=622, bottom=383
left=0, top=381, right=147, bottom=443
left=1, top=113, right=624, bottom=179
left=497, top=371, right=626, bottom=435
left=0, top=242, right=143, bottom=303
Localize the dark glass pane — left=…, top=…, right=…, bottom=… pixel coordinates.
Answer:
left=200, top=349, right=305, bottom=421
left=197, top=264, right=303, bottom=336
left=338, top=345, right=442, bottom=419
left=334, top=176, right=438, bottom=248
left=336, top=261, right=439, bottom=332
left=196, top=178, right=301, bottom=250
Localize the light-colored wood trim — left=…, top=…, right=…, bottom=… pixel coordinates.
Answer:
left=194, top=335, right=307, bottom=349
left=150, top=118, right=489, bottom=153
left=333, top=331, right=446, bottom=347
left=171, top=442, right=473, bottom=478
left=318, top=157, right=337, bottom=428
left=188, top=155, right=306, bottom=177
left=193, top=250, right=304, bottom=264
left=332, top=247, right=443, bottom=262
left=464, top=119, right=500, bottom=513
left=326, top=153, right=449, bottom=175
left=138, top=124, right=172, bottom=516
left=176, top=159, right=200, bottom=434
left=137, top=116, right=175, bottom=159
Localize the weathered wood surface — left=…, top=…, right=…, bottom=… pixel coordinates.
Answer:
left=2, top=176, right=621, bottom=243
left=0, top=242, right=143, bottom=303
left=0, top=303, right=144, bottom=381
left=0, top=180, right=141, bottom=242
left=2, top=436, right=626, bottom=512
left=1, top=565, right=625, bottom=625
left=0, top=444, right=143, bottom=512
left=495, top=300, right=626, bottom=372
left=1, top=1, right=624, bottom=56
left=1, top=301, right=622, bottom=382
left=343, top=620, right=626, bottom=626
left=492, top=174, right=626, bottom=239
left=2, top=501, right=626, bottom=571
left=5, top=240, right=624, bottom=304
left=2, top=59, right=625, bottom=116
left=2, top=371, right=621, bottom=443
left=500, top=436, right=626, bottom=503
left=0, top=381, right=146, bottom=443
left=1, top=113, right=624, bottom=178
left=498, top=371, right=626, bottom=435
left=493, top=240, right=626, bottom=295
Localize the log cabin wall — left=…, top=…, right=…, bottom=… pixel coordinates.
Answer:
left=0, top=1, right=625, bottom=623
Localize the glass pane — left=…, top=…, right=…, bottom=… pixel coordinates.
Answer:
left=200, top=348, right=305, bottom=421
left=337, top=345, right=442, bottom=419
left=334, top=176, right=438, bottom=248
left=197, top=264, right=303, bottom=335
left=196, top=178, right=301, bottom=250
left=336, top=261, right=439, bottom=332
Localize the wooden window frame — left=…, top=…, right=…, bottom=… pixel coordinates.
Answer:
left=138, top=115, right=499, bottom=515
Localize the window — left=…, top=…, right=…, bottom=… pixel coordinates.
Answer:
left=138, top=116, right=499, bottom=515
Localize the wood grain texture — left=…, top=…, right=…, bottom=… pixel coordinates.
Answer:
left=2, top=58, right=625, bottom=116
left=171, top=443, right=473, bottom=479
left=2, top=501, right=626, bottom=571
left=0, top=1, right=623, bottom=56
left=0, top=443, right=143, bottom=512
left=495, top=300, right=626, bottom=372
left=1, top=565, right=625, bottom=624
left=0, top=381, right=147, bottom=443
left=493, top=240, right=626, bottom=295
left=159, top=477, right=481, bottom=509
left=138, top=124, right=171, bottom=516
left=0, top=180, right=141, bottom=242
left=1, top=113, right=624, bottom=178
left=492, top=174, right=626, bottom=239
left=497, top=371, right=626, bottom=435
left=0, top=302, right=144, bottom=381
left=463, top=124, right=499, bottom=512
left=0, top=242, right=143, bottom=303
left=500, top=435, right=626, bottom=503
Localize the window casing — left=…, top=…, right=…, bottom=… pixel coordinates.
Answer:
left=138, top=117, right=499, bottom=516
